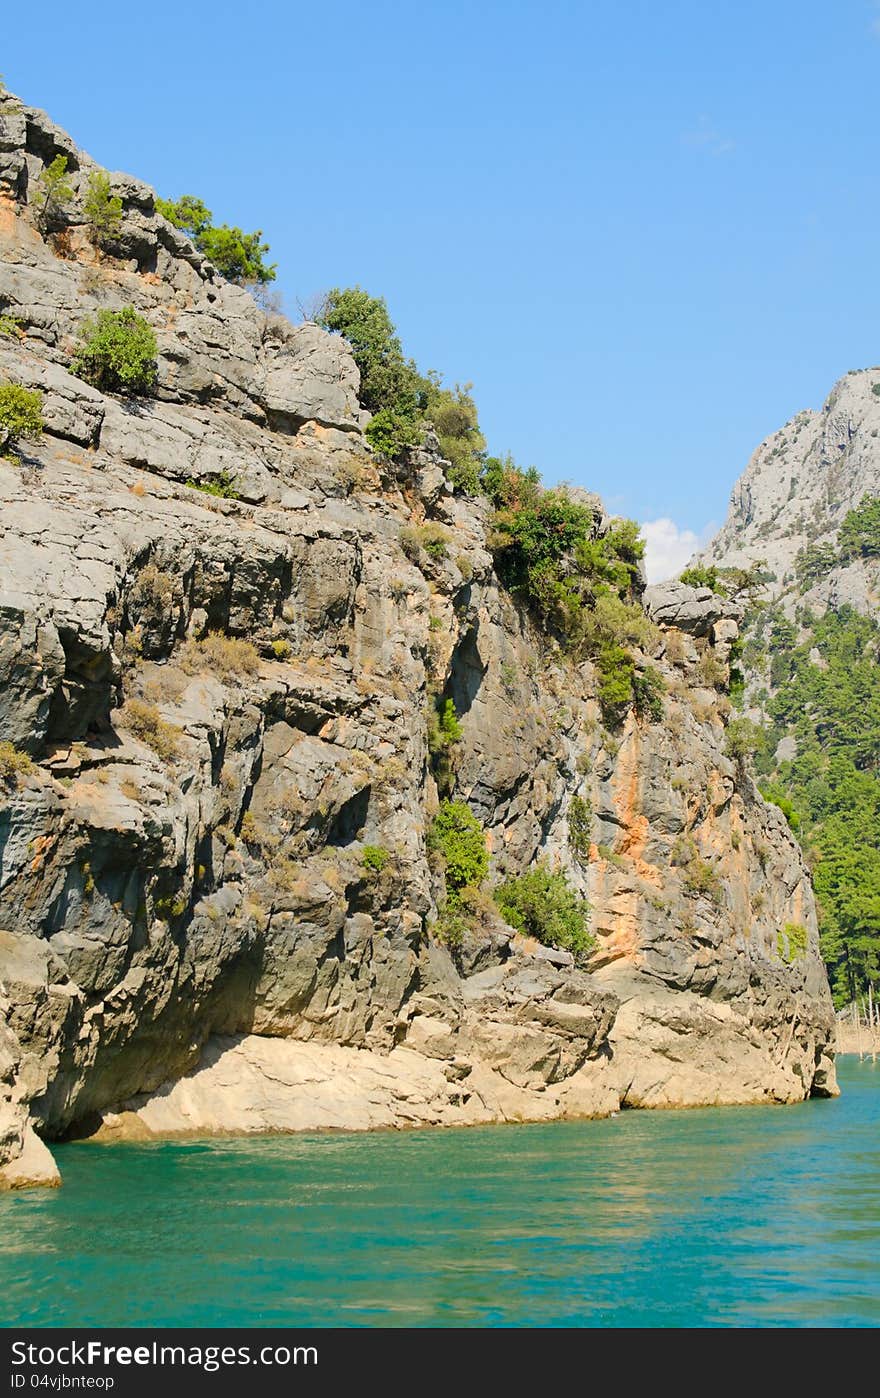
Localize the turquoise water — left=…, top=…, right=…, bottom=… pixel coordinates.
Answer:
left=1, top=1057, right=877, bottom=1328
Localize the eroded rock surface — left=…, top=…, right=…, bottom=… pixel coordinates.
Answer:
left=0, top=95, right=836, bottom=1185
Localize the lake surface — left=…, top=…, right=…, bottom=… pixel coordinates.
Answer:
left=1, top=1056, right=877, bottom=1328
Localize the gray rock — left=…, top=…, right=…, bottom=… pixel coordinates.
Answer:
left=0, top=92, right=837, bottom=1186
left=643, top=580, right=743, bottom=635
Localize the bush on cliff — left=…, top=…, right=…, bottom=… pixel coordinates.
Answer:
left=428, top=800, right=488, bottom=892
left=426, top=697, right=463, bottom=797
left=423, top=373, right=486, bottom=491
left=83, top=170, right=123, bottom=249
left=838, top=493, right=880, bottom=561
left=632, top=663, right=666, bottom=722
left=724, top=716, right=763, bottom=767
left=33, top=155, right=73, bottom=231
left=494, top=864, right=593, bottom=961
left=318, top=288, right=488, bottom=479
left=777, top=922, right=808, bottom=964
left=156, top=195, right=276, bottom=286
left=0, top=382, right=43, bottom=454
left=0, top=741, right=36, bottom=786
left=679, top=562, right=726, bottom=594
left=71, top=307, right=157, bottom=394
left=318, top=287, right=425, bottom=458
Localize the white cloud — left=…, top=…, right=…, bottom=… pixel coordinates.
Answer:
left=683, top=115, right=735, bottom=157
left=640, top=517, right=714, bottom=584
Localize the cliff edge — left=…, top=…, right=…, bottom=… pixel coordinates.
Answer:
left=0, top=95, right=836, bottom=1186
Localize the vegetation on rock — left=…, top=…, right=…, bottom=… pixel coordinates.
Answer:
left=777, top=922, right=808, bottom=964
left=83, top=171, right=122, bottom=248
left=400, top=522, right=449, bottom=562
left=156, top=195, right=276, bottom=285
left=318, top=287, right=487, bottom=476
left=118, top=698, right=180, bottom=761
left=680, top=563, right=725, bottom=594
left=186, top=471, right=240, bottom=500
left=0, top=741, right=36, bottom=786
left=838, top=493, right=880, bottom=562
left=34, top=155, right=73, bottom=230
left=179, top=633, right=260, bottom=678
left=361, top=845, right=390, bottom=875
left=494, top=865, right=593, bottom=960
left=567, top=794, right=592, bottom=864
left=428, top=799, right=488, bottom=892
left=71, top=307, right=157, bottom=394
left=0, top=382, right=43, bottom=453
left=747, top=604, right=880, bottom=1002
left=426, top=696, right=463, bottom=796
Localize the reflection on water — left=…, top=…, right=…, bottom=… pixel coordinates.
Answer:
left=0, top=1058, right=877, bottom=1328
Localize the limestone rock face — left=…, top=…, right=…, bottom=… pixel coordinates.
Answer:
left=0, top=94, right=836, bottom=1185
left=643, top=581, right=744, bottom=636
left=699, top=368, right=880, bottom=621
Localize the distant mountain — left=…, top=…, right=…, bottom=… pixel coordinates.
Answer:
left=701, top=369, right=880, bottom=1007
left=702, top=368, right=880, bottom=620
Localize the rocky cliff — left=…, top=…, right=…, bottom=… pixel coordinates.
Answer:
left=702, top=368, right=880, bottom=621
left=698, top=368, right=880, bottom=1007
left=0, top=96, right=836, bottom=1188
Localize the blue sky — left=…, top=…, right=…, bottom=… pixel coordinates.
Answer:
left=5, top=2, right=880, bottom=576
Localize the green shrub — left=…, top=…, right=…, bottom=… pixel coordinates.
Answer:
left=0, top=383, right=43, bottom=453
left=34, top=155, right=73, bottom=230
left=157, top=195, right=276, bottom=285
left=671, top=835, right=722, bottom=905
left=568, top=794, right=592, bottom=864
left=680, top=563, right=726, bottom=594
left=433, top=905, right=468, bottom=947
left=682, top=857, right=722, bottom=902
left=362, top=844, right=390, bottom=875
left=632, top=665, right=665, bottom=721
left=71, top=307, right=157, bottom=394
left=777, top=922, right=808, bottom=964
left=698, top=649, right=728, bottom=689
left=489, top=482, right=648, bottom=664
left=0, top=741, right=36, bottom=786
left=838, top=494, right=880, bottom=561
left=581, top=594, right=658, bottom=653
left=595, top=643, right=634, bottom=724
left=724, top=717, right=763, bottom=766
left=83, top=170, right=123, bottom=248
left=0, top=313, right=21, bottom=337
left=426, top=696, right=462, bottom=795
left=437, top=697, right=462, bottom=743
left=759, top=783, right=801, bottom=832
left=494, top=864, right=593, bottom=960
left=186, top=470, right=240, bottom=499
left=365, top=407, right=422, bottom=458
left=154, top=893, right=187, bottom=921
left=423, top=374, right=486, bottom=492
left=319, top=288, right=424, bottom=456
left=794, top=541, right=837, bottom=589
left=428, top=800, right=488, bottom=891
left=400, top=522, right=449, bottom=563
